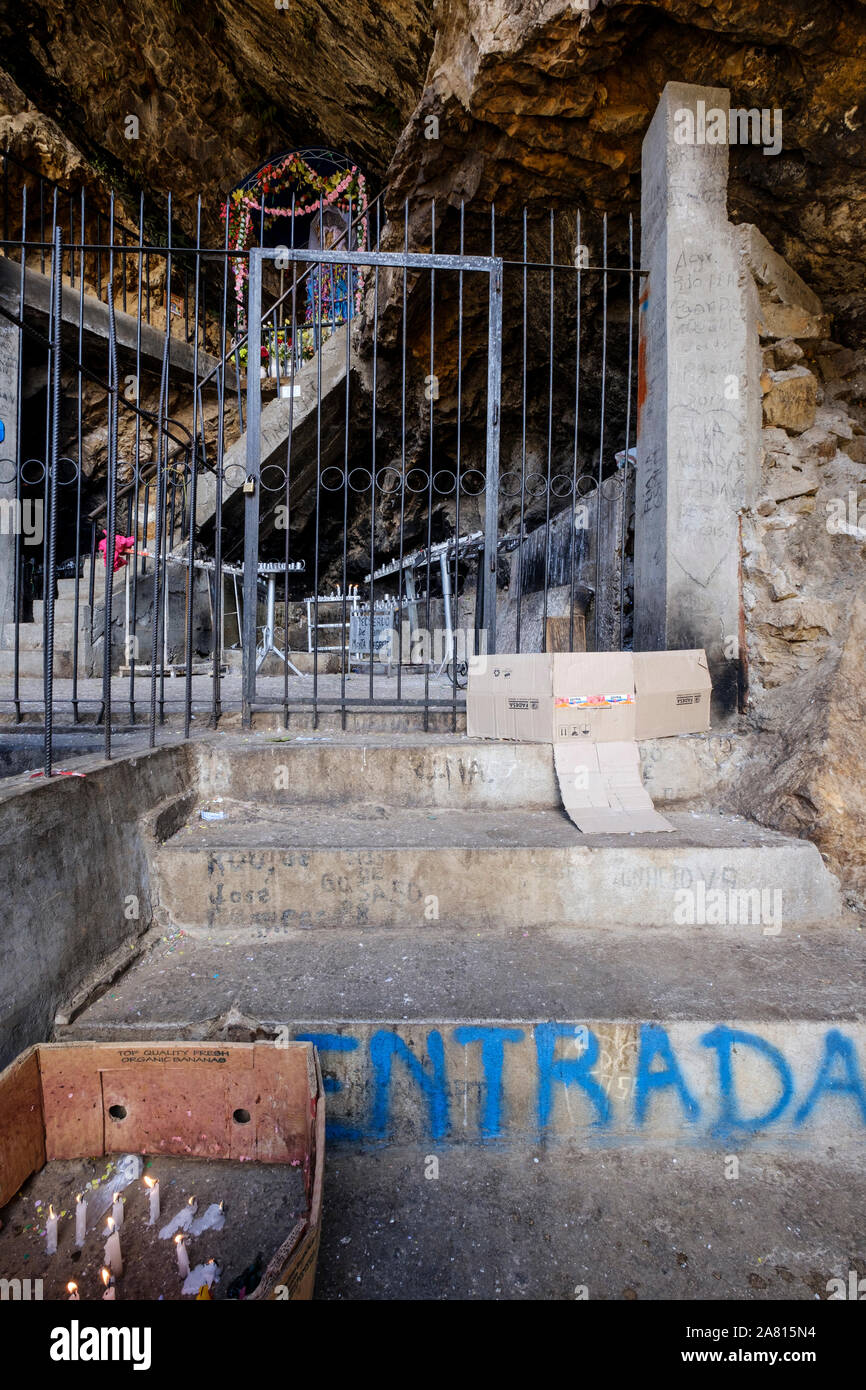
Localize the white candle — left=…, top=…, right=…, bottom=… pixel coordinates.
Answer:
left=101, top=1267, right=117, bottom=1300
left=67, top=1281, right=80, bottom=1300
left=104, top=1217, right=123, bottom=1277
left=74, top=1193, right=87, bottom=1248
left=144, top=1176, right=160, bottom=1226
left=175, top=1233, right=190, bottom=1279
left=112, top=1193, right=124, bottom=1229
left=45, top=1204, right=58, bottom=1255
left=186, top=1196, right=198, bottom=1225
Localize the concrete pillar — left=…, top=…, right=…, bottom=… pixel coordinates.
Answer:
left=0, top=316, right=21, bottom=650
left=634, top=82, right=761, bottom=716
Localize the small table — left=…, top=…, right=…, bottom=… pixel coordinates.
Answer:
left=255, top=560, right=305, bottom=676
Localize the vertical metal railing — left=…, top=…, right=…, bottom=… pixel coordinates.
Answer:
left=0, top=168, right=642, bottom=757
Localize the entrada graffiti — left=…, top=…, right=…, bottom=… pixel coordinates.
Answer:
left=287, top=1023, right=866, bottom=1145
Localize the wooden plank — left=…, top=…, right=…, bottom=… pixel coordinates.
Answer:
left=0, top=1046, right=45, bottom=1204
left=546, top=613, right=586, bottom=653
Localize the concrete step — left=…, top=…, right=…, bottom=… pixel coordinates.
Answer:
left=32, top=598, right=87, bottom=624
left=57, top=577, right=87, bottom=597
left=8, top=621, right=77, bottom=651
left=150, top=800, right=842, bottom=930
left=310, top=1144, right=866, bottom=1300
left=257, top=649, right=342, bottom=676
left=190, top=731, right=752, bottom=811
left=0, top=646, right=75, bottom=678
left=60, top=925, right=865, bottom=1151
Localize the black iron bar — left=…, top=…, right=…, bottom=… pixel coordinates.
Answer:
left=71, top=189, right=86, bottom=724
left=129, top=192, right=145, bottom=723
left=621, top=213, right=636, bottom=651
left=43, top=223, right=62, bottom=772
left=595, top=213, right=609, bottom=651
left=338, top=195, right=350, bottom=729
left=11, top=186, right=26, bottom=724
left=396, top=199, right=408, bottom=706
left=183, top=197, right=203, bottom=738
left=516, top=206, right=528, bottom=654
left=451, top=201, right=465, bottom=726
left=422, top=199, right=435, bottom=731
left=102, top=194, right=120, bottom=759
left=542, top=209, right=555, bottom=651
left=569, top=210, right=583, bottom=653
left=369, top=202, right=381, bottom=710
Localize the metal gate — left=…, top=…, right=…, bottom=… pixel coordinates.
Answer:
left=0, top=152, right=641, bottom=765
left=241, top=243, right=502, bottom=728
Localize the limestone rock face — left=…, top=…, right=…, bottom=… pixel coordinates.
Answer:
left=0, top=0, right=434, bottom=237
left=761, top=367, right=818, bottom=434
left=388, top=1, right=866, bottom=342
left=738, top=223, right=866, bottom=899
left=2, top=1, right=866, bottom=342
left=734, top=596, right=866, bottom=906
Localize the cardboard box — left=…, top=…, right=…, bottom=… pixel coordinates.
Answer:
left=633, top=650, right=712, bottom=738
left=466, top=654, right=553, bottom=742
left=467, top=647, right=712, bottom=835
left=0, top=1041, right=325, bottom=1301
left=552, top=652, right=637, bottom=743
left=468, top=653, right=641, bottom=744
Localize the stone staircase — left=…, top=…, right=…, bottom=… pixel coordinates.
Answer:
left=0, top=573, right=95, bottom=679
left=58, top=732, right=864, bottom=1297
left=0, top=560, right=132, bottom=680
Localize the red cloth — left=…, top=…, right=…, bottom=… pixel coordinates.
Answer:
left=99, top=533, right=135, bottom=572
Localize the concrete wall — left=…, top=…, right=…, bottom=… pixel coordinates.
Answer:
left=0, top=741, right=194, bottom=1068
left=634, top=83, right=762, bottom=716
left=0, top=315, right=20, bottom=650
left=285, top=1020, right=866, bottom=1150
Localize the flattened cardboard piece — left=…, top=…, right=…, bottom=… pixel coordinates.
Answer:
left=553, top=740, right=674, bottom=834
left=467, top=653, right=553, bottom=742
left=633, top=649, right=712, bottom=738
left=470, top=649, right=708, bottom=834
left=552, top=652, right=636, bottom=742
left=573, top=807, right=675, bottom=834
left=552, top=743, right=607, bottom=811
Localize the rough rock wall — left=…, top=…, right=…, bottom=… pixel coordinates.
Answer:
left=735, top=226, right=866, bottom=902
left=389, top=0, right=866, bottom=344
left=1, top=0, right=434, bottom=238
left=4, top=1, right=866, bottom=336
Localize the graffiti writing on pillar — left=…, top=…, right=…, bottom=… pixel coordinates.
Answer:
left=291, top=1024, right=866, bottom=1145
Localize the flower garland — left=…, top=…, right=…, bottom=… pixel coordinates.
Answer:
left=222, top=153, right=368, bottom=333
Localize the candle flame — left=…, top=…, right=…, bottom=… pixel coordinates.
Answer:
left=187, top=1196, right=196, bottom=1206
left=219, top=1200, right=225, bottom=1212
left=106, top=1216, right=115, bottom=1234
left=174, top=1232, right=185, bottom=1245
left=67, top=1281, right=78, bottom=1294
left=144, top=1176, right=156, bottom=1189
left=48, top=1203, right=56, bottom=1219
left=101, top=1267, right=111, bottom=1286
left=75, top=1192, right=84, bottom=1205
